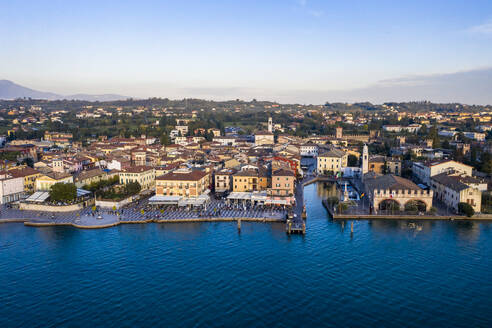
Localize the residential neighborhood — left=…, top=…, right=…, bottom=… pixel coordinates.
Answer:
left=1, top=98, right=492, bottom=224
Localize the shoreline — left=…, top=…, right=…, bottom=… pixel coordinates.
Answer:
left=13, top=216, right=284, bottom=229
left=322, top=200, right=492, bottom=221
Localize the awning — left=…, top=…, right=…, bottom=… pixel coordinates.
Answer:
left=148, top=195, right=182, bottom=204
left=227, top=192, right=252, bottom=201
left=178, top=197, right=207, bottom=207
left=25, top=191, right=50, bottom=203
left=77, top=189, right=91, bottom=197
left=251, top=191, right=268, bottom=202
left=178, top=192, right=210, bottom=207
left=266, top=199, right=290, bottom=205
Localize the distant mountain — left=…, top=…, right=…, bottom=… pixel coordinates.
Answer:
left=0, top=80, right=128, bottom=101
left=0, top=80, right=60, bottom=100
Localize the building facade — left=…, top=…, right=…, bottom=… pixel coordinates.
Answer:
left=35, top=172, right=74, bottom=191
left=317, top=148, right=347, bottom=174
left=412, top=160, right=473, bottom=186
left=119, top=166, right=155, bottom=191
left=0, top=172, right=24, bottom=204
left=156, top=170, right=209, bottom=198
left=431, top=173, right=482, bottom=213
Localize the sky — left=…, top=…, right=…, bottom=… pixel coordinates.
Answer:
left=1, top=0, right=492, bottom=104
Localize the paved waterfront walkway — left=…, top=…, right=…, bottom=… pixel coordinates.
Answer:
left=0, top=199, right=288, bottom=229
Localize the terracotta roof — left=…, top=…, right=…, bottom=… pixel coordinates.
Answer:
left=157, top=170, right=208, bottom=181
left=255, top=131, right=274, bottom=135
left=233, top=169, right=258, bottom=177
left=75, top=168, right=106, bottom=181
left=432, top=173, right=481, bottom=192
left=122, top=165, right=154, bottom=173
left=319, top=148, right=346, bottom=158
left=8, top=167, right=40, bottom=178
left=44, top=172, right=73, bottom=180
left=365, top=174, right=421, bottom=191
left=273, top=169, right=295, bottom=177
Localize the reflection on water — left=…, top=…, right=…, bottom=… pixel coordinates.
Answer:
left=316, top=182, right=338, bottom=199
left=447, top=221, right=483, bottom=243
left=369, top=220, right=436, bottom=234
left=366, top=218, right=488, bottom=242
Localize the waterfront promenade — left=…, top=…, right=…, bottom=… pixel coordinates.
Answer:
left=0, top=199, right=288, bottom=229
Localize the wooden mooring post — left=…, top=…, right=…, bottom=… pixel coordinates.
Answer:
left=237, top=218, right=241, bottom=232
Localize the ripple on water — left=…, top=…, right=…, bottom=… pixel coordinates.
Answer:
left=0, top=184, right=491, bottom=328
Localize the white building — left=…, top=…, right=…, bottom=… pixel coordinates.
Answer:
left=300, top=143, right=318, bottom=157
left=169, top=130, right=179, bottom=139
left=362, top=144, right=368, bottom=174
left=213, top=136, right=237, bottom=146
left=431, top=173, right=482, bottom=213
left=175, top=125, right=189, bottom=136
left=383, top=124, right=421, bottom=133
left=438, top=130, right=457, bottom=138
left=0, top=173, right=24, bottom=204
left=463, top=132, right=486, bottom=141
left=412, top=160, right=473, bottom=186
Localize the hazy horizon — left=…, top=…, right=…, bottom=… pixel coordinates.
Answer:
left=1, top=0, right=492, bottom=105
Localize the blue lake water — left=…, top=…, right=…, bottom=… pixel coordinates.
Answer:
left=1, top=183, right=491, bottom=327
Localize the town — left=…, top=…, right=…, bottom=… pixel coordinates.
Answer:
left=1, top=98, right=492, bottom=232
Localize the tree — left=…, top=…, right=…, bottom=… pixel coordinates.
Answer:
left=19, top=157, right=34, bottom=168
left=428, top=126, right=440, bottom=148
left=160, top=134, right=170, bottom=146
left=458, top=202, right=475, bottom=217
left=404, top=202, right=418, bottom=213
left=347, top=154, right=358, bottom=167
left=480, top=152, right=492, bottom=174
left=124, top=181, right=141, bottom=196
left=50, top=183, right=77, bottom=202
left=205, top=131, right=214, bottom=142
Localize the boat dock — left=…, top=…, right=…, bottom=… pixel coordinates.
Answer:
left=286, top=178, right=308, bottom=234
left=286, top=214, right=306, bottom=234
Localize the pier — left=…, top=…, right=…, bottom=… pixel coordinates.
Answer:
left=286, top=215, right=306, bottom=234
left=286, top=177, right=308, bottom=234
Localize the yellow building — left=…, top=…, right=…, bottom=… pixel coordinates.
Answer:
left=74, top=168, right=109, bottom=188
left=156, top=170, right=209, bottom=198
left=317, top=148, right=348, bottom=174
left=119, top=166, right=155, bottom=191
left=232, top=169, right=269, bottom=192
left=254, top=131, right=274, bottom=146
left=35, top=172, right=74, bottom=191
left=368, top=156, right=386, bottom=174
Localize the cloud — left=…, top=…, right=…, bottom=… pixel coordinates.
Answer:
left=466, top=20, right=492, bottom=35
left=307, top=10, right=324, bottom=17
